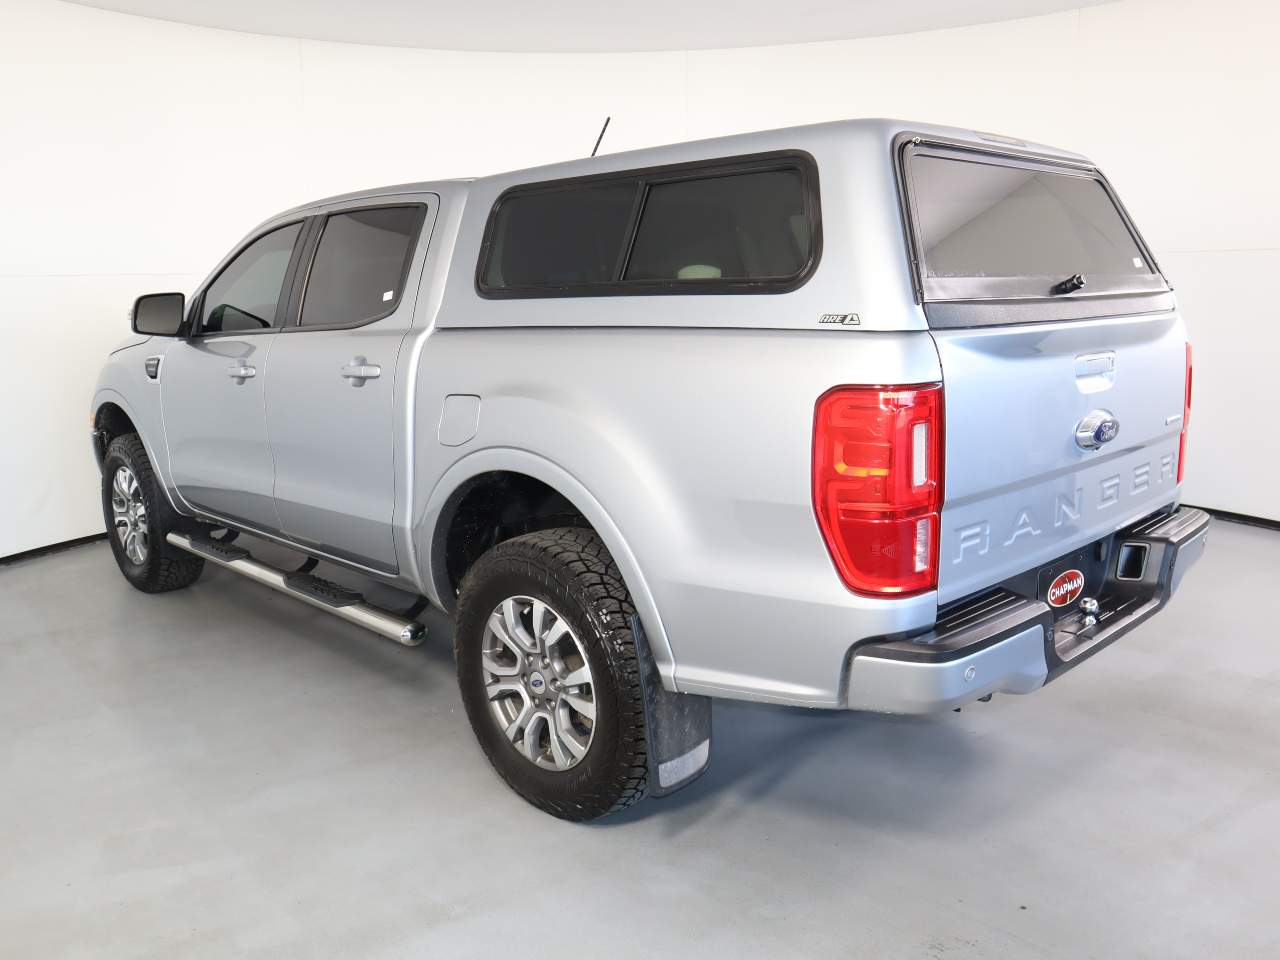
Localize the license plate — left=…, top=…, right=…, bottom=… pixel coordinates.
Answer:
left=1036, top=546, right=1102, bottom=618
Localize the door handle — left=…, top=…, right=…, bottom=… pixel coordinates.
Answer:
left=226, top=362, right=256, bottom=384
left=341, top=357, right=381, bottom=387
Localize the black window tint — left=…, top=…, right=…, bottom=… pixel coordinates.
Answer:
left=624, top=168, right=808, bottom=282
left=910, top=155, right=1150, bottom=280
left=480, top=181, right=637, bottom=290
left=300, top=206, right=424, bottom=328
left=201, top=223, right=302, bottom=333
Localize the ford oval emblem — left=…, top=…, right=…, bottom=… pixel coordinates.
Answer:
left=1075, top=410, right=1120, bottom=450
left=1094, top=419, right=1119, bottom=444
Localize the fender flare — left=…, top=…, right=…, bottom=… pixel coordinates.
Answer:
left=417, top=446, right=678, bottom=687
left=91, top=388, right=189, bottom=520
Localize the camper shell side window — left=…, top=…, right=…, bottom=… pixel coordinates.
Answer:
left=476, top=151, right=822, bottom=298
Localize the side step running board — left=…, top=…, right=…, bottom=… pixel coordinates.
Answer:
left=167, top=532, right=426, bottom=647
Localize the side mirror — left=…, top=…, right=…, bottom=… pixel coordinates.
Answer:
left=132, top=292, right=185, bottom=337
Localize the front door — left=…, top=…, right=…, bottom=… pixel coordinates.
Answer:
left=162, top=220, right=306, bottom=532
left=264, top=199, right=435, bottom=574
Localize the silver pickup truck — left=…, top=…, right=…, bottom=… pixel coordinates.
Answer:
left=92, top=118, right=1209, bottom=820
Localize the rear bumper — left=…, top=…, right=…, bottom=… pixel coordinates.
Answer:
left=845, top=506, right=1211, bottom=714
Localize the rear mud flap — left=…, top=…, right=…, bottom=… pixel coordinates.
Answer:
left=630, top=615, right=712, bottom=797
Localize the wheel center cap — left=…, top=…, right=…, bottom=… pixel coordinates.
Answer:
left=527, top=671, right=547, bottom=695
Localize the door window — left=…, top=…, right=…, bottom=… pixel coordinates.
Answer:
left=299, top=206, right=425, bottom=328
left=200, top=222, right=302, bottom=334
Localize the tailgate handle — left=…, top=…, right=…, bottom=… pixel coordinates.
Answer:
left=1074, top=352, right=1116, bottom=394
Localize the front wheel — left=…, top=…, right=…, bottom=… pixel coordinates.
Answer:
left=101, top=434, right=204, bottom=593
left=455, top=527, right=648, bottom=821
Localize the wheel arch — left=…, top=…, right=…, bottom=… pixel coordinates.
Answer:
left=420, top=448, right=676, bottom=684
left=92, top=398, right=138, bottom=468
left=91, top=388, right=189, bottom=519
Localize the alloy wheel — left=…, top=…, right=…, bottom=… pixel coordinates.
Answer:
left=110, top=464, right=149, bottom=565
left=481, top=596, right=596, bottom=770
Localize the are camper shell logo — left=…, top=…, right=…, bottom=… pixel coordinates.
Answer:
left=818, top=313, right=861, bottom=326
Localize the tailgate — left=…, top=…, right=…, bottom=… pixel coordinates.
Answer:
left=894, top=133, right=1189, bottom=605
left=933, top=313, right=1185, bottom=604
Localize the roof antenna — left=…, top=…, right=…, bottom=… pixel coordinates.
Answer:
left=590, top=116, right=611, bottom=158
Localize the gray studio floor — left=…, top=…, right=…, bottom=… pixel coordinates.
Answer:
left=2, top=519, right=1276, bottom=959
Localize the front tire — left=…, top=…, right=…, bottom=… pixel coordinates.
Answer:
left=101, top=434, right=204, bottom=593
left=455, top=528, right=648, bottom=821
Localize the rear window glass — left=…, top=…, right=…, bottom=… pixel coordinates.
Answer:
left=909, top=155, right=1152, bottom=283
left=477, top=156, right=817, bottom=296
left=301, top=206, right=424, bottom=328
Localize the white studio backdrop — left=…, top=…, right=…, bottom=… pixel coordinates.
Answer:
left=1, top=0, right=1276, bottom=558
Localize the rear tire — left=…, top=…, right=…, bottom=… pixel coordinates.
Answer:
left=455, top=527, right=648, bottom=821
left=101, top=434, right=204, bottom=593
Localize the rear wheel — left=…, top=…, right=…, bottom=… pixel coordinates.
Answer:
left=455, top=527, right=648, bottom=821
left=101, top=434, right=204, bottom=593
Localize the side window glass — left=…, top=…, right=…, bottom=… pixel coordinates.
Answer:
left=299, top=206, right=425, bottom=328
left=624, top=169, right=808, bottom=282
left=474, top=157, right=819, bottom=298
left=479, top=181, right=638, bottom=291
left=201, top=223, right=302, bottom=334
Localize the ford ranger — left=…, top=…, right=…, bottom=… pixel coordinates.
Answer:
left=91, top=119, right=1209, bottom=820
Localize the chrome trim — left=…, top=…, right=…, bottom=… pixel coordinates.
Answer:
left=165, top=532, right=425, bottom=646
left=1074, top=409, right=1120, bottom=450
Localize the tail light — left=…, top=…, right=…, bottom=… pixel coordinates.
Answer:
left=812, top=384, right=944, bottom=596
left=1177, top=343, right=1192, bottom=484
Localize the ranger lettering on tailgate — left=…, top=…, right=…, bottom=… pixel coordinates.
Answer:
left=953, top=451, right=1177, bottom=564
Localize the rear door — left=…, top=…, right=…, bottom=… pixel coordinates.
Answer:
left=264, top=197, right=435, bottom=574
left=897, top=140, right=1188, bottom=605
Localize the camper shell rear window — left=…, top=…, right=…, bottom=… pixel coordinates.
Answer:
left=476, top=151, right=821, bottom=298
left=896, top=136, right=1170, bottom=324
